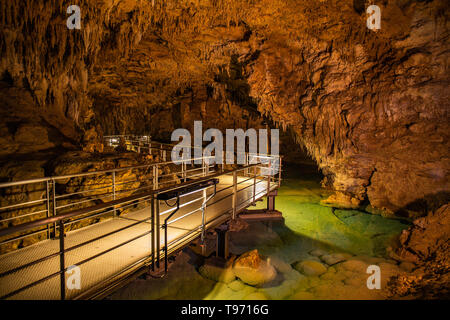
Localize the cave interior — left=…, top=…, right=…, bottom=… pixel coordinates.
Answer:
left=0, top=0, right=448, bottom=300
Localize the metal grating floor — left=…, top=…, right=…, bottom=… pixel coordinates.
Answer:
left=0, top=174, right=278, bottom=299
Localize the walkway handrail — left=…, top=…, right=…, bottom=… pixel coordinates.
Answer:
left=0, top=153, right=278, bottom=189
left=0, top=156, right=214, bottom=189
left=0, top=153, right=281, bottom=300
left=0, top=164, right=261, bottom=239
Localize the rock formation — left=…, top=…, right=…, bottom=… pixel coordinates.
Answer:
left=1, top=0, right=448, bottom=217
left=0, top=0, right=449, bottom=267
left=385, top=204, right=449, bottom=298
left=232, top=249, right=277, bottom=286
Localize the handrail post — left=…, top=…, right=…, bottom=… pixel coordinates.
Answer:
left=278, top=157, right=282, bottom=188
left=202, top=158, right=205, bottom=177
left=163, top=197, right=180, bottom=274
left=52, top=179, right=57, bottom=239
left=253, top=166, right=257, bottom=205
left=267, top=160, right=271, bottom=196
left=152, top=165, right=155, bottom=187
left=245, top=153, right=249, bottom=176
left=232, top=171, right=237, bottom=220
left=222, top=151, right=225, bottom=172
left=201, top=188, right=207, bottom=243
left=112, top=171, right=116, bottom=217
left=204, top=157, right=209, bottom=176
left=203, top=158, right=205, bottom=176
left=152, top=159, right=158, bottom=274
left=155, top=165, right=159, bottom=189
left=181, top=160, right=184, bottom=182
left=151, top=194, right=155, bottom=271
left=156, top=198, right=160, bottom=269
left=46, top=180, right=51, bottom=239
left=153, top=165, right=159, bottom=190
left=59, top=219, right=65, bottom=300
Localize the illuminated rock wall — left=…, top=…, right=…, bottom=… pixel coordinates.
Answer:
left=0, top=0, right=448, bottom=216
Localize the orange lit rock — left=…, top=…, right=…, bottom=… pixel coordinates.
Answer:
left=233, top=249, right=277, bottom=286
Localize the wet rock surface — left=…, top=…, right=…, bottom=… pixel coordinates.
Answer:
left=232, top=249, right=277, bottom=286
left=385, top=204, right=450, bottom=299
left=199, top=257, right=236, bottom=284
left=293, top=260, right=328, bottom=277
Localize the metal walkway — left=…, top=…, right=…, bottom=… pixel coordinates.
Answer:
left=0, top=138, right=281, bottom=300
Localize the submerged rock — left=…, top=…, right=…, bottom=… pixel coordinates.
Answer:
left=289, top=291, right=315, bottom=300
left=335, top=259, right=370, bottom=274
left=294, top=260, right=328, bottom=276
left=320, top=253, right=352, bottom=266
left=320, top=192, right=361, bottom=209
left=228, top=280, right=246, bottom=291
left=233, top=250, right=277, bottom=286
left=267, top=255, right=293, bottom=274
left=198, top=257, right=236, bottom=284
left=243, top=291, right=270, bottom=300
left=309, top=249, right=328, bottom=257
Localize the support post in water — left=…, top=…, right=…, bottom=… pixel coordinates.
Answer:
left=215, top=224, right=229, bottom=259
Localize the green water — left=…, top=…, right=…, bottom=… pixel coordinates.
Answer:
left=111, top=163, right=411, bottom=300
left=200, top=164, right=411, bottom=300
left=260, top=164, right=409, bottom=258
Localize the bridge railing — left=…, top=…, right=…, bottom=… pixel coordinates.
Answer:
left=157, top=158, right=282, bottom=264
left=0, top=155, right=281, bottom=300
left=0, top=152, right=214, bottom=253
left=103, top=135, right=204, bottom=162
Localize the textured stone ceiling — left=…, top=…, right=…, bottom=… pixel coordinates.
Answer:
left=0, top=0, right=449, bottom=215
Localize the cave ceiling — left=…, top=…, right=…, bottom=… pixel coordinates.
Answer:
left=0, top=0, right=449, bottom=214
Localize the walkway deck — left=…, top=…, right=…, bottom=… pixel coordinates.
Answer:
left=0, top=174, right=278, bottom=299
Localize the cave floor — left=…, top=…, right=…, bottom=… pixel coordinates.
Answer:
left=110, top=163, right=412, bottom=300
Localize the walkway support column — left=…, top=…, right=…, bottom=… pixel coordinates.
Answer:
left=215, top=224, right=229, bottom=259
left=267, top=191, right=277, bottom=211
